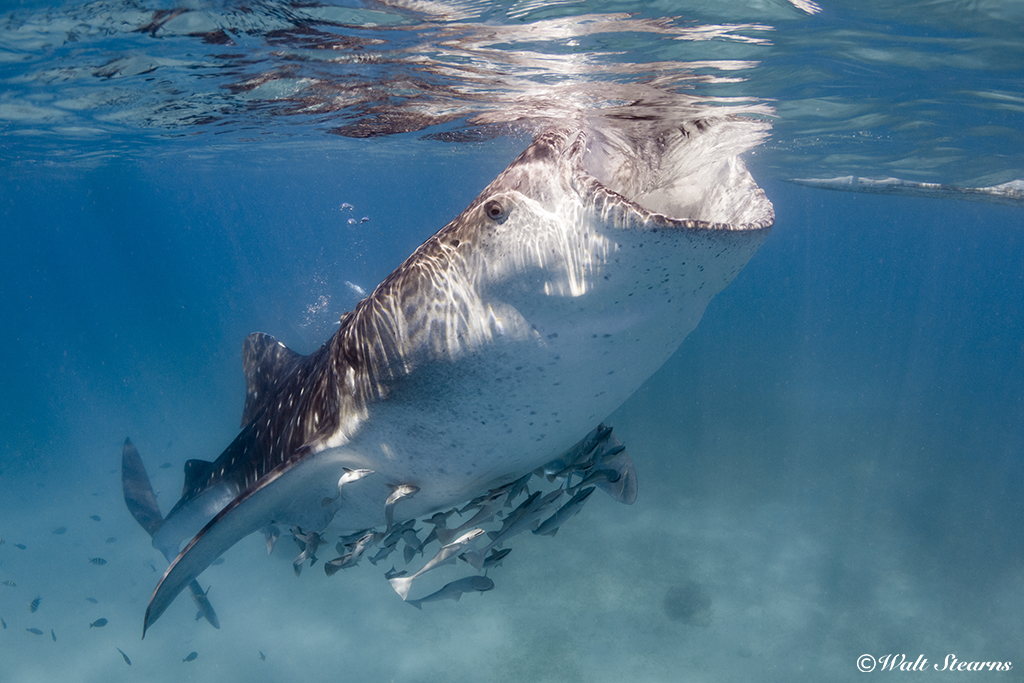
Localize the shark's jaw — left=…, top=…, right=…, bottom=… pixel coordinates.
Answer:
left=137, top=116, right=774, bottom=636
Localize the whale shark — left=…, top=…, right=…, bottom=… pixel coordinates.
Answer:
left=127, top=116, right=774, bottom=636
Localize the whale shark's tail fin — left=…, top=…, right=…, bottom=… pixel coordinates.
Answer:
left=121, top=438, right=164, bottom=538
left=121, top=438, right=220, bottom=630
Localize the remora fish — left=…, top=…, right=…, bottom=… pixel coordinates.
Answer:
left=406, top=576, right=495, bottom=609
left=324, top=531, right=376, bottom=575
left=436, top=490, right=507, bottom=546
left=481, top=547, right=512, bottom=570
left=463, top=489, right=564, bottom=570
left=134, top=119, right=773, bottom=635
left=262, top=525, right=280, bottom=554
left=533, top=486, right=596, bottom=537
left=290, top=527, right=323, bottom=575
left=321, top=467, right=373, bottom=507
left=389, top=528, right=486, bottom=600
left=383, top=484, right=420, bottom=535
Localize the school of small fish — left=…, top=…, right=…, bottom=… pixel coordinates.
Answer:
left=0, top=504, right=135, bottom=666
left=288, top=423, right=636, bottom=606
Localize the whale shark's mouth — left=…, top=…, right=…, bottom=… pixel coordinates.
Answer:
left=574, top=117, right=775, bottom=230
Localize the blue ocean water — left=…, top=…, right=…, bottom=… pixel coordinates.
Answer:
left=1, top=1, right=1023, bottom=682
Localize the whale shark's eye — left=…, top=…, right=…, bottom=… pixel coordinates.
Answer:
left=483, top=199, right=508, bottom=223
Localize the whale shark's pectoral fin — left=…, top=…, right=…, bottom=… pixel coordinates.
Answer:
left=143, top=447, right=337, bottom=638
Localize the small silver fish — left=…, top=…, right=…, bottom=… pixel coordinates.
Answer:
left=2, top=580, right=15, bottom=588
left=52, top=526, right=67, bottom=535
left=26, top=628, right=43, bottom=635
left=424, top=510, right=454, bottom=528
left=463, top=490, right=563, bottom=569
left=1, top=617, right=6, bottom=629
left=341, top=202, right=354, bottom=210
left=262, top=525, right=280, bottom=555
left=190, top=584, right=219, bottom=629
left=360, top=216, right=370, bottom=223
left=183, top=651, right=198, bottom=662
left=117, top=647, right=132, bottom=666
left=421, top=509, right=457, bottom=546
left=566, top=468, right=619, bottom=496
left=14, top=543, right=26, bottom=549
left=51, top=628, right=56, bottom=641
left=325, top=531, right=376, bottom=576
left=85, top=597, right=98, bottom=604
left=323, top=467, right=374, bottom=506
left=258, top=650, right=266, bottom=661
left=89, top=618, right=108, bottom=628
left=291, top=527, right=324, bottom=576
left=368, top=544, right=396, bottom=565
left=401, top=528, right=424, bottom=564
left=480, top=547, right=512, bottom=570
left=159, top=462, right=172, bottom=469
left=339, top=467, right=374, bottom=489
left=89, top=557, right=107, bottom=565
left=89, top=515, right=101, bottom=521
left=384, top=484, right=420, bottom=534
left=106, top=536, right=117, bottom=543
left=379, top=518, right=416, bottom=547
left=389, top=528, right=485, bottom=600
left=406, top=576, right=495, bottom=609
left=546, top=423, right=612, bottom=481
left=495, top=473, right=532, bottom=508
left=580, top=428, right=637, bottom=504
left=384, top=566, right=407, bottom=580
left=347, top=217, right=357, bottom=225
left=30, top=596, right=41, bottom=613
left=437, top=490, right=506, bottom=545
left=533, top=486, right=596, bottom=537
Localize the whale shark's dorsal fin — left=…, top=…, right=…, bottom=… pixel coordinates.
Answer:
left=240, top=332, right=305, bottom=427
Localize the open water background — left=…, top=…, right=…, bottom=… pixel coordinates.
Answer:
left=1, top=1, right=1022, bottom=681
